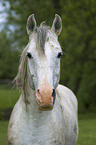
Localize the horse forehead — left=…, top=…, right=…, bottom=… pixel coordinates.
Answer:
left=28, top=28, right=61, bottom=54
left=37, top=25, right=48, bottom=50
left=47, top=31, right=61, bottom=50
left=29, top=36, right=36, bottom=50
left=45, top=40, right=61, bottom=54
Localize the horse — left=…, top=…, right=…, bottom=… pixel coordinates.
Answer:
left=7, top=14, right=78, bottom=145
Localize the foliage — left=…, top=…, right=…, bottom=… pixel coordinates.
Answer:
left=6, top=0, right=56, bottom=49
left=0, top=31, right=20, bottom=79
left=0, top=0, right=96, bottom=112
left=60, top=0, right=96, bottom=112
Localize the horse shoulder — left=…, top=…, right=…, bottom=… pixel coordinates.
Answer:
left=56, top=84, right=78, bottom=114
left=56, top=84, right=78, bottom=144
left=7, top=95, right=25, bottom=144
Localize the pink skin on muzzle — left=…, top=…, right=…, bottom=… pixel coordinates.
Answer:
left=36, top=78, right=54, bottom=111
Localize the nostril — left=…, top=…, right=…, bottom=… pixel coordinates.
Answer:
left=37, top=89, right=40, bottom=94
left=52, top=89, right=56, bottom=105
left=36, top=89, right=42, bottom=104
left=52, top=89, right=55, bottom=96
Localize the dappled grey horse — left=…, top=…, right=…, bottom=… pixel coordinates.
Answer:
left=7, top=14, right=78, bottom=145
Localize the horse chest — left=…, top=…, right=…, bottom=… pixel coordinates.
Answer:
left=9, top=104, right=64, bottom=145
left=18, top=120, right=52, bottom=145
left=23, top=113, right=63, bottom=144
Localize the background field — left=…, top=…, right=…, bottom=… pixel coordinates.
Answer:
left=0, top=86, right=96, bottom=145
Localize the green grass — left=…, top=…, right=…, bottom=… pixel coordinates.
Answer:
left=0, top=85, right=19, bottom=144
left=0, top=121, right=8, bottom=145
left=0, top=85, right=20, bottom=120
left=0, top=85, right=20, bottom=109
left=76, top=114, right=96, bottom=145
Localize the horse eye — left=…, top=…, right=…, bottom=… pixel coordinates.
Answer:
left=57, top=52, right=63, bottom=58
left=26, top=52, right=33, bottom=59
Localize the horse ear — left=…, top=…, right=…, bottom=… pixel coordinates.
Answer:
left=52, top=14, right=62, bottom=36
left=26, top=14, right=36, bottom=35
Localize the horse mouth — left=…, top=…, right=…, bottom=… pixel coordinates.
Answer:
left=38, top=104, right=53, bottom=111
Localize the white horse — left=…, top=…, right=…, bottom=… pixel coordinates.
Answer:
left=7, top=14, right=78, bottom=145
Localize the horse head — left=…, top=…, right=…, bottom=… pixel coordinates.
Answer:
left=16, top=14, right=62, bottom=111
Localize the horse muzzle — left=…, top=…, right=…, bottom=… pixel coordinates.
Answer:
left=36, top=82, right=56, bottom=111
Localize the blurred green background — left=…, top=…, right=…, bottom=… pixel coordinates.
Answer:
left=0, top=0, right=96, bottom=144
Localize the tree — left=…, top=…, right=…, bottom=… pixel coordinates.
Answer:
left=60, top=0, right=96, bottom=112
left=1, top=0, right=96, bottom=112
left=0, top=31, right=20, bottom=79
left=6, top=0, right=56, bottom=49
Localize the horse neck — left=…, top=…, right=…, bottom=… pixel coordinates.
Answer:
left=22, top=75, right=36, bottom=110
left=22, top=76, right=52, bottom=119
